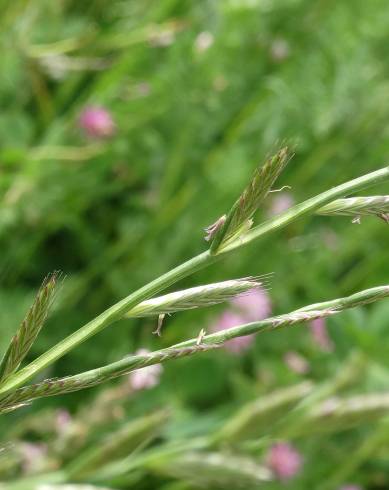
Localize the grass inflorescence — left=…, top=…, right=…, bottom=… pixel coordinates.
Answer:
left=0, top=157, right=389, bottom=415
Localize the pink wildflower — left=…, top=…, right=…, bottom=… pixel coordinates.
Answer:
left=268, top=192, right=294, bottom=217
left=210, top=287, right=271, bottom=354
left=128, top=349, right=163, bottom=390
left=309, top=317, right=334, bottom=352
left=339, top=486, right=363, bottom=490
left=78, top=106, right=115, bottom=139
left=19, top=442, right=48, bottom=474
left=284, top=351, right=310, bottom=374
left=267, top=442, right=302, bottom=481
left=55, top=409, right=72, bottom=435
left=211, top=311, right=254, bottom=354
left=232, top=287, right=272, bottom=322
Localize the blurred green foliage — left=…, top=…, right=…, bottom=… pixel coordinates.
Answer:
left=1, top=0, right=389, bottom=488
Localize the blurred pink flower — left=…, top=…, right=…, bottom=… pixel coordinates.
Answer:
left=267, top=442, right=303, bottom=481
left=232, top=287, right=272, bottom=322
left=321, top=228, right=339, bottom=251
left=284, top=351, right=310, bottom=374
left=210, top=287, right=271, bottom=354
left=309, top=317, right=334, bottom=352
left=194, top=31, right=214, bottom=53
left=19, top=442, right=48, bottom=474
left=339, top=486, right=363, bottom=490
left=55, top=409, right=72, bottom=435
left=268, top=192, right=294, bottom=217
left=270, top=39, right=290, bottom=62
left=129, top=349, right=163, bottom=390
left=78, top=106, right=115, bottom=138
left=211, top=311, right=254, bottom=354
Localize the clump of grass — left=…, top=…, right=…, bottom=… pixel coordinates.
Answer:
left=0, top=150, right=388, bottom=415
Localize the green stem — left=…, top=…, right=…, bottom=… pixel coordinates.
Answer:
left=318, top=418, right=389, bottom=490
left=221, top=166, right=389, bottom=253
left=1, top=285, right=388, bottom=410
left=173, top=285, right=389, bottom=349
left=0, top=252, right=214, bottom=395
left=1, top=166, right=388, bottom=395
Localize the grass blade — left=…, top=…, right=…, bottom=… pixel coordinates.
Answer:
left=2, top=285, right=389, bottom=411
left=215, top=382, right=313, bottom=444
left=0, top=273, right=59, bottom=383
left=0, top=166, right=388, bottom=397
left=149, top=451, right=272, bottom=487
left=67, top=410, right=169, bottom=479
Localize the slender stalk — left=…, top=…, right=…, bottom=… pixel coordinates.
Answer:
left=317, top=195, right=389, bottom=217
left=1, top=285, right=388, bottom=411
left=1, top=166, right=388, bottom=396
left=173, top=285, right=389, bottom=349
left=221, top=166, right=389, bottom=253
left=0, top=345, right=220, bottom=412
left=0, top=252, right=214, bottom=395
left=296, top=285, right=389, bottom=313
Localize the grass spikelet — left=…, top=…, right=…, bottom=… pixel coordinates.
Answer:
left=317, top=195, right=389, bottom=220
left=303, top=392, right=389, bottom=434
left=209, top=146, right=292, bottom=253
left=4, top=284, right=389, bottom=411
left=1, top=166, right=387, bottom=398
left=0, top=344, right=220, bottom=411
left=125, top=277, right=265, bottom=318
left=0, top=272, right=60, bottom=383
left=215, top=382, right=313, bottom=444
left=150, top=451, right=272, bottom=487
left=173, top=285, right=389, bottom=349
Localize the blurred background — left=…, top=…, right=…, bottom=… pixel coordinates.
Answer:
left=1, top=1, right=389, bottom=488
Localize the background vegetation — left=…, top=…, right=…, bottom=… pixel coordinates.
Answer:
left=1, top=0, right=389, bottom=488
